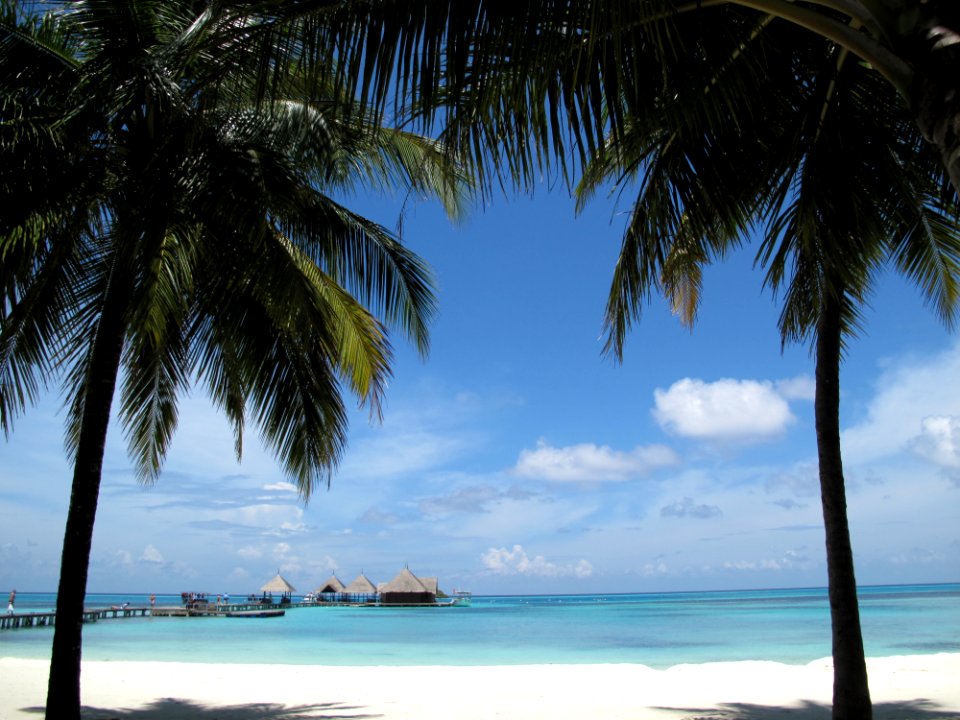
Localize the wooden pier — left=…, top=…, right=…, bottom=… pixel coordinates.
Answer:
left=0, top=606, right=151, bottom=630
left=152, top=601, right=287, bottom=617
left=1, top=597, right=463, bottom=631
left=1, top=602, right=287, bottom=627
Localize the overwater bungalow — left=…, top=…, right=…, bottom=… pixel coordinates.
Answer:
left=342, top=572, right=378, bottom=603
left=259, top=572, right=296, bottom=605
left=378, top=567, right=438, bottom=605
left=313, top=574, right=345, bottom=603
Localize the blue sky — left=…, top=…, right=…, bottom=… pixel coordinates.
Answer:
left=2, top=184, right=959, bottom=597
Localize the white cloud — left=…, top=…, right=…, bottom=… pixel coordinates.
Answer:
left=212, top=503, right=307, bottom=535
left=308, top=555, right=339, bottom=574
left=237, top=546, right=262, bottom=560
left=642, top=556, right=669, bottom=576
left=481, top=544, right=593, bottom=578
left=911, top=416, right=960, bottom=468
left=278, top=521, right=308, bottom=533
left=776, top=376, right=816, bottom=401
left=572, top=559, right=593, bottom=578
left=279, top=559, right=302, bottom=575
left=343, top=429, right=471, bottom=481
left=721, top=548, right=811, bottom=572
left=653, top=378, right=794, bottom=440
left=514, top=440, right=678, bottom=482
left=263, top=482, right=298, bottom=493
left=138, top=544, right=164, bottom=564
left=842, top=343, right=960, bottom=464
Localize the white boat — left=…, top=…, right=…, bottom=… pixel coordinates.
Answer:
left=452, top=589, right=472, bottom=607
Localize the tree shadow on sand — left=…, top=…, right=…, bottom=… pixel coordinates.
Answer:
left=669, top=698, right=960, bottom=719
left=19, top=698, right=382, bottom=719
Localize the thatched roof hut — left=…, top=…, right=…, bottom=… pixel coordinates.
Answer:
left=342, top=572, right=378, bottom=601
left=379, top=567, right=438, bottom=605
left=260, top=572, right=296, bottom=595
left=314, top=574, right=345, bottom=595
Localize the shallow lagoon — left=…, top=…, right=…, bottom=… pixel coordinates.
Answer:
left=3, top=584, right=957, bottom=668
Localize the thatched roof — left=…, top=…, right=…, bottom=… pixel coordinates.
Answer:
left=380, top=567, right=431, bottom=594
left=314, top=574, right=345, bottom=594
left=343, top=573, right=377, bottom=594
left=260, top=572, right=296, bottom=593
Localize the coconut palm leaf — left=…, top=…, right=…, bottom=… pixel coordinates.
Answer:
left=574, top=8, right=959, bottom=717
left=1, top=3, right=471, bottom=717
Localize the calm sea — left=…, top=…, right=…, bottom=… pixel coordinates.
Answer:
left=1, top=584, right=957, bottom=668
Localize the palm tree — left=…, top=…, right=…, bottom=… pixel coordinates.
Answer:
left=0, top=2, right=469, bottom=718
left=295, top=5, right=960, bottom=716
left=302, top=1, right=960, bottom=199
left=576, top=13, right=960, bottom=719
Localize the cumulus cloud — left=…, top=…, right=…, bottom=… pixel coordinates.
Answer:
left=653, top=378, right=794, bottom=441
left=911, top=416, right=960, bottom=468
left=776, top=376, right=816, bottom=401
left=660, top=497, right=722, bottom=519
left=642, top=556, right=670, bottom=576
left=514, top=440, right=678, bottom=482
left=481, top=544, right=593, bottom=578
left=842, top=343, right=960, bottom=464
left=138, top=544, right=164, bottom=564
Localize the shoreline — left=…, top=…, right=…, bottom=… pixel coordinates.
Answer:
left=3, top=653, right=959, bottom=719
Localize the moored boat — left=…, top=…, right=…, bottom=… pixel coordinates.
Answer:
left=225, top=609, right=285, bottom=618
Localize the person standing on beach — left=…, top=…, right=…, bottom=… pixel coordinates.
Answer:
left=7, top=589, right=15, bottom=614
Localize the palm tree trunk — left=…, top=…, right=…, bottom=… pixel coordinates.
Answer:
left=45, top=269, right=130, bottom=720
left=815, top=289, right=871, bottom=720
left=905, top=7, right=960, bottom=198
left=913, top=72, right=960, bottom=199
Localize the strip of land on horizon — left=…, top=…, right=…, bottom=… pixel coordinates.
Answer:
left=1, top=654, right=958, bottom=719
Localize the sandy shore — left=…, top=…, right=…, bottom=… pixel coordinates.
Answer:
left=2, top=654, right=958, bottom=719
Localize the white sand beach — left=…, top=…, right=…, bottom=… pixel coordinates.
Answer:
left=2, top=654, right=958, bottom=719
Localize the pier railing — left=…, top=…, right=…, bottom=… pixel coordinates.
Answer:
left=2, top=597, right=465, bottom=631
left=1, top=605, right=151, bottom=630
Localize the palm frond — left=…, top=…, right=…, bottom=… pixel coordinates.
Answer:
left=119, top=227, right=195, bottom=483
left=276, top=190, right=438, bottom=357
left=889, top=193, right=960, bottom=329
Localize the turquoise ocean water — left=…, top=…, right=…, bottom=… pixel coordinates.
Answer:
left=1, top=584, right=957, bottom=669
